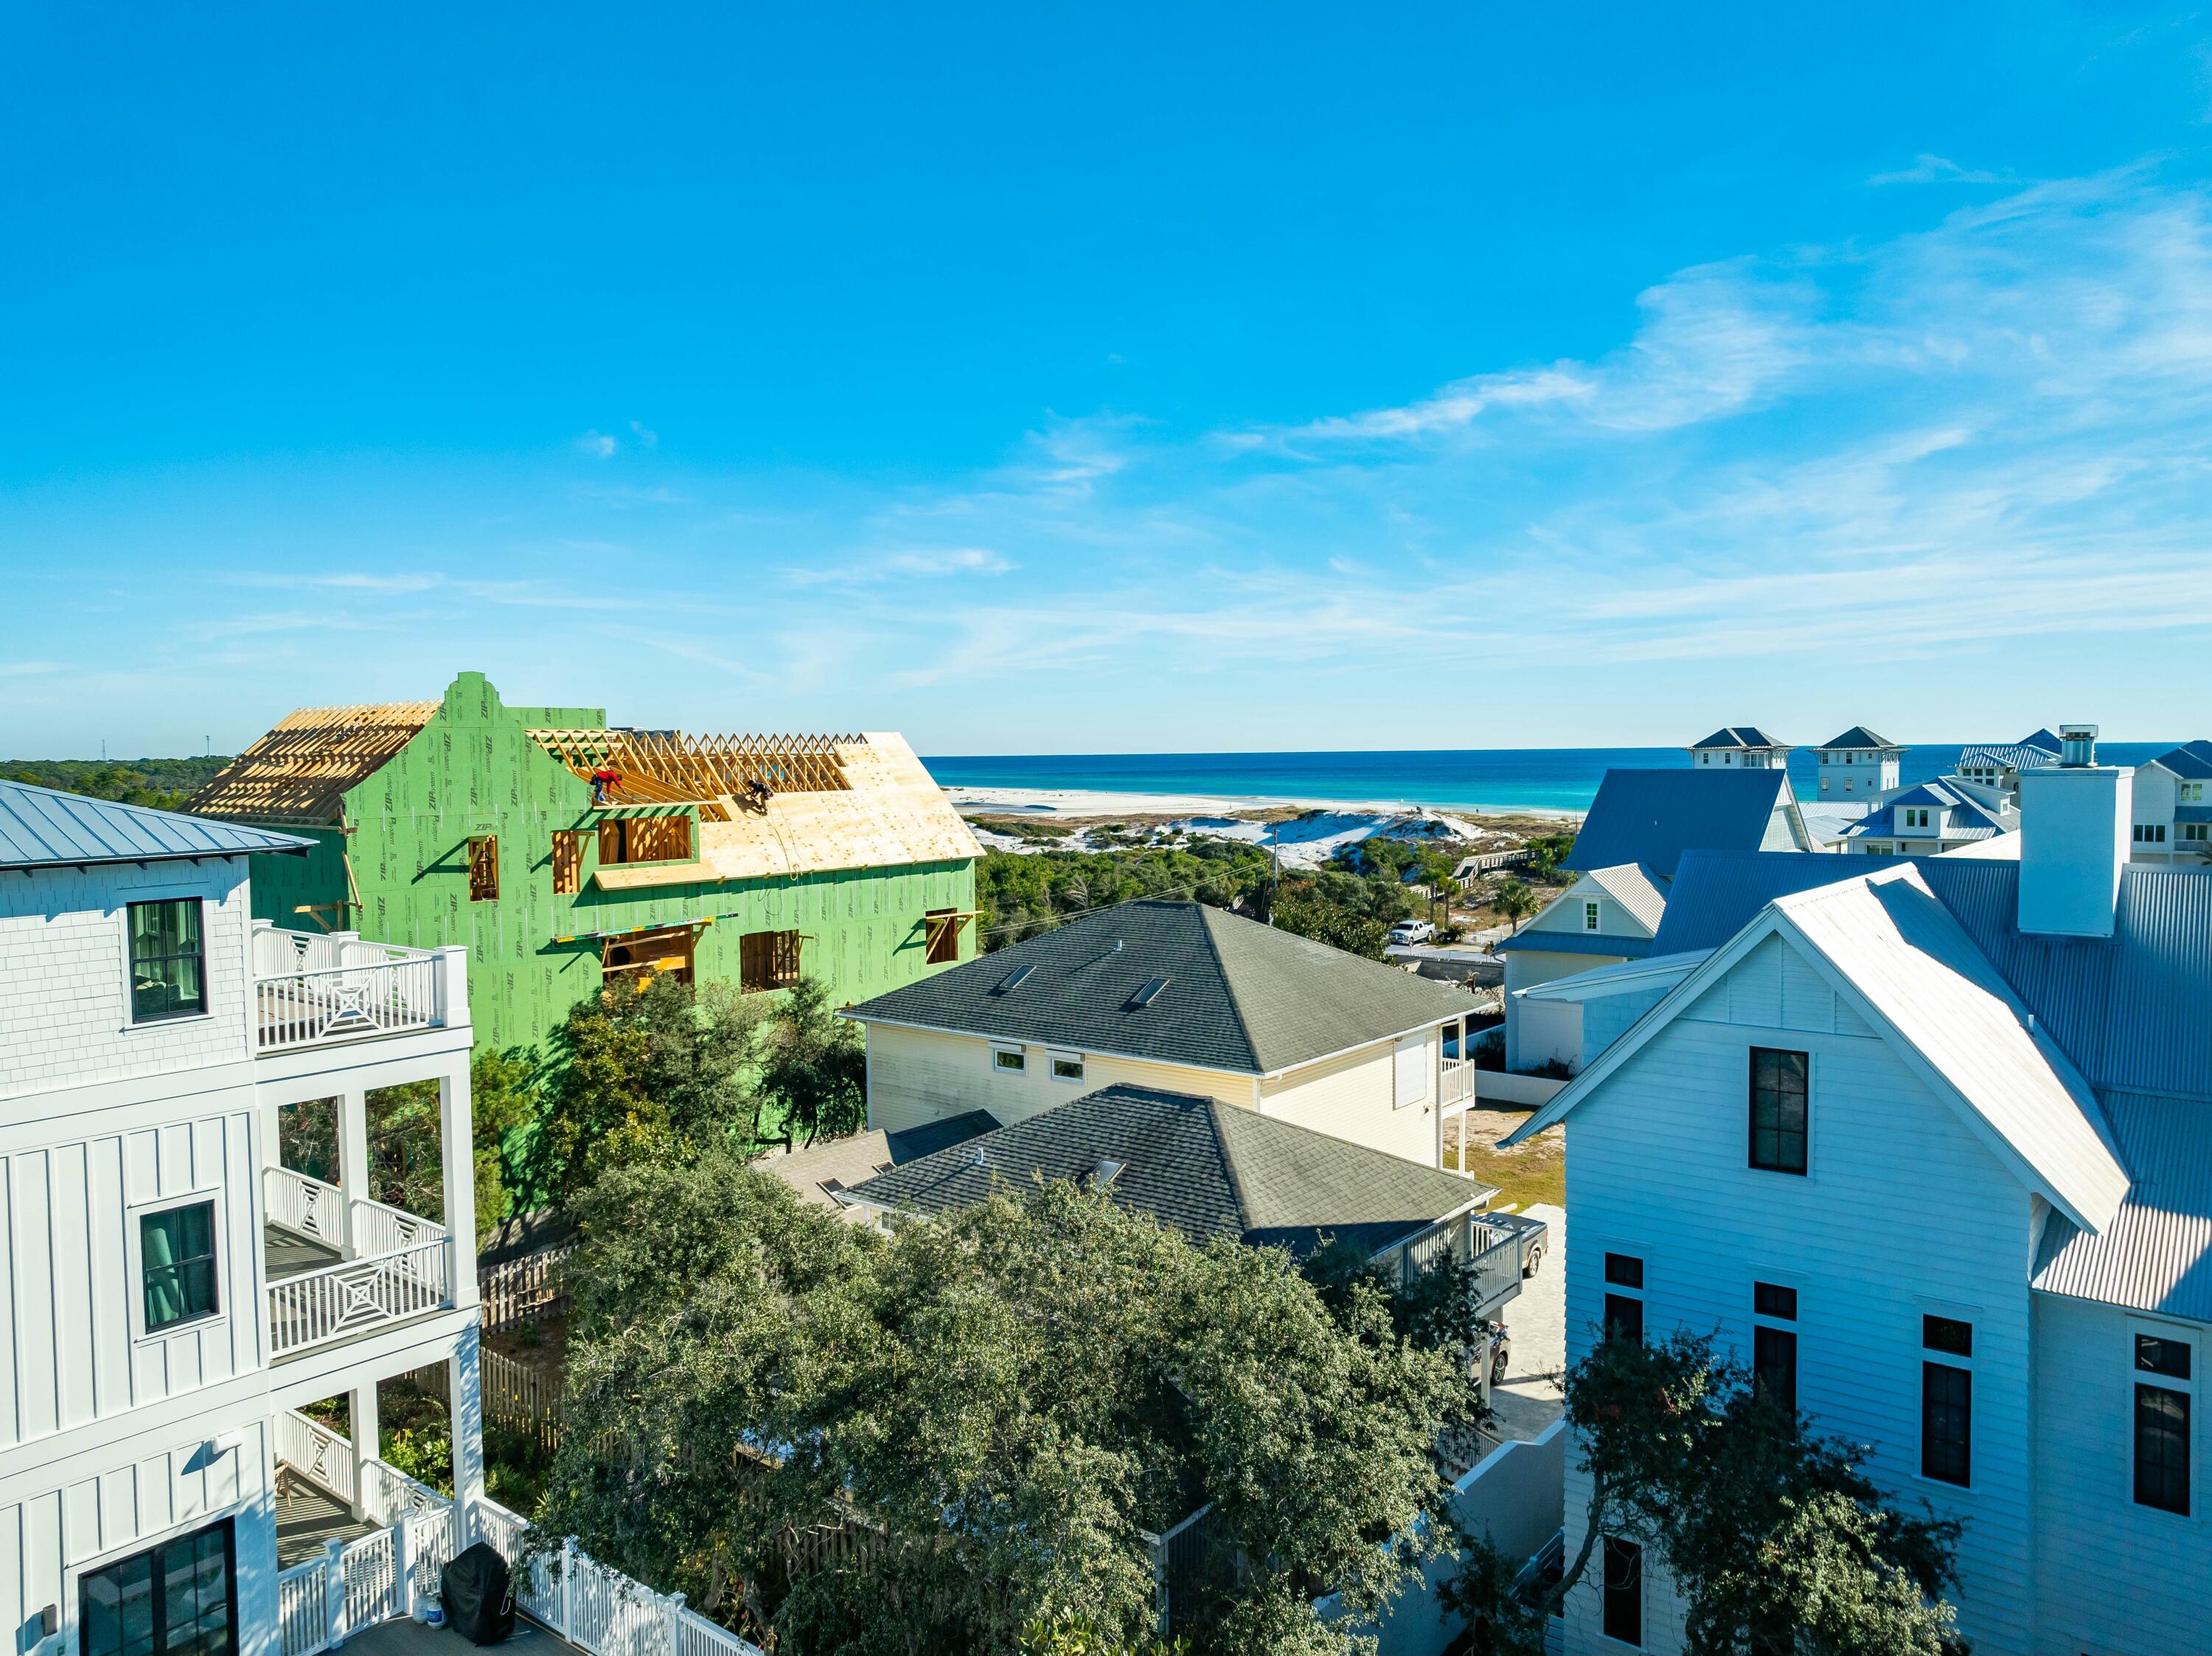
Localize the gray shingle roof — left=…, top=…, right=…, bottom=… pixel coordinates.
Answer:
left=0, top=779, right=313, bottom=872
left=846, top=900, right=1472, bottom=1074
left=1690, top=726, right=1787, bottom=750
left=1818, top=726, right=1899, bottom=751
left=842, top=1084, right=1493, bottom=1258
left=763, top=1110, right=999, bottom=1211
left=1562, top=768, right=1805, bottom=882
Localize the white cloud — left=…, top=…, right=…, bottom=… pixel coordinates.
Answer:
left=0, top=661, right=61, bottom=677
left=787, top=546, right=1016, bottom=587
left=1870, top=153, right=2006, bottom=186
left=628, top=420, right=659, bottom=450
left=574, top=430, right=619, bottom=459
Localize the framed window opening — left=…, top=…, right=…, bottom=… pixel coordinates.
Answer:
left=1048, top=1050, right=1085, bottom=1083
left=550, top=829, right=584, bottom=895
left=922, top=908, right=969, bottom=967
left=738, top=929, right=803, bottom=992
left=598, top=815, right=694, bottom=867
left=1748, top=1047, right=1809, bottom=1175
left=1604, top=1252, right=1645, bottom=1346
left=602, top=925, right=696, bottom=988
left=991, top=1043, right=1027, bottom=1075
left=128, top=897, right=208, bottom=1023
left=467, top=835, right=499, bottom=902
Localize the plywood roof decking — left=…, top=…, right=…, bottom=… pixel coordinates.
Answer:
left=184, top=700, right=441, bottom=824
left=593, top=732, right=981, bottom=883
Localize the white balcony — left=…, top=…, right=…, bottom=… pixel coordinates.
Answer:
left=252, top=924, right=463, bottom=1054
left=265, top=1166, right=455, bottom=1360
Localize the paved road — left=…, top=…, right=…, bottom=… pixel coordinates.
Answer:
left=1488, top=1201, right=1565, bottom=1443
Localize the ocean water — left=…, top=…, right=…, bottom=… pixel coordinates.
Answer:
left=923, top=743, right=2182, bottom=815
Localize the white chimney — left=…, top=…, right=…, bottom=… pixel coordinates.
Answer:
left=2017, top=723, right=2131, bottom=939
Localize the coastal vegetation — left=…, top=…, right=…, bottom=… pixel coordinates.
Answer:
left=0, top=754, right=229, bottom=810
left=1449, top=1329, right=1961, bottom=1655
left=535, top=1158, right=1481, bottom=1655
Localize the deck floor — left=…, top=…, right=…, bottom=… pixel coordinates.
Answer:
left=275, top=1469, right=377, bottom=1567
left=265, top=1224, right=344, bottom=1281
left=345, top=1614, right=583, bottom=1655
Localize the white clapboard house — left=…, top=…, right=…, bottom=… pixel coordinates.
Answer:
left=0, top=780, right=756, bottom=1656
left=1502, top=728, right=2212, bottom=1655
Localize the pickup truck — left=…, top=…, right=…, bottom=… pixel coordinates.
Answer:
left=1478, top=1208, right=1549, bottom=1279
left=1387, top=919, right=1436, bottom=945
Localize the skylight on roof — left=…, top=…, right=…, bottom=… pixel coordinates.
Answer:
left=1127, top=976, right=1171, bottom=1009
left=993, top=964, right=1035, bottom=995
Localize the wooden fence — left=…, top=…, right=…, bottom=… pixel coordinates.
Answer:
left=481, top=1244, right=574, bottom=1334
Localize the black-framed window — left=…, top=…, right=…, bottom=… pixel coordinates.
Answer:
left=142, top=1202, right=219, bottom=1332
left=1748, top=1047, right=1808, bottom=1175
left=81, top=1517, right=234, bottom=1656
left=2135, top=1385, right=2191, bottom=1515
left=128, top=899, right=206, bottom=1023
left=1754, top=1325, right=1798, bottom=1416
left=2138, top=1334, right=2191, bottom=1381
left=1921, top=1362, right=1971, bottom=1486
left=1601, top=1536, right=1643, bottom=1646
left=1604, top=1293, right=1644, bottom=1346
left=1923, top=1315, right=1972, bottom=1358
left=1604, top=1253, right=1644, bottom=1289
left=1754, top=1281, right=1798, bottom=1321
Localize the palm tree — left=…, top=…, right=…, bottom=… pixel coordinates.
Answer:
left=1491, top=877, right=1538, bottom=934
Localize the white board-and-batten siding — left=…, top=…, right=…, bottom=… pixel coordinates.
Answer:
left=0, top=862, right=253, bottom=1104
left=0, top=1108, right=263, bottom=1450
left=1559, top=933, right=2038, bottom=1656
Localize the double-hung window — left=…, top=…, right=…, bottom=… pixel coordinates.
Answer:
left=1583, top=900, right=1601, bottom=932
left=1921, top=1315, right=1973, bottom=1486
left=1748, top=1048, right=1808, bottom=1175
left=128, top=898, right=207, bottom=1022
left=2135, top=1332, right=2192, bottom=1516
left=1604, top=1253, right=1645, bottom=1345
left=1753, top=1281, right=1798, bottom=1417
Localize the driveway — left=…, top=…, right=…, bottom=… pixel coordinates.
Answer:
left=1488, top=1201, right=1564, bottom=1444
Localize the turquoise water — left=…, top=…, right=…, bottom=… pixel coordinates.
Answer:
left=924, top=744, right=2180, bottom=815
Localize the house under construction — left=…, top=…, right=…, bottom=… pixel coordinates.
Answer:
left=185, top=670, right=980, bottom=1055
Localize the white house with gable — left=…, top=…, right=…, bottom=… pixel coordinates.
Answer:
left=1504, top=729, right=2212, bottom=1655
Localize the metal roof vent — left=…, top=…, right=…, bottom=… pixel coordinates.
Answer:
left=1126, top=976, right=1170, bottom=1009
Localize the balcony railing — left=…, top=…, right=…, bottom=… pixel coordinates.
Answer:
left=252, top=925, right=453, bottom=1053
left=265, top=1168, right=455, bottom=1360
left=1439, top=1055, right=1475, bottom=1107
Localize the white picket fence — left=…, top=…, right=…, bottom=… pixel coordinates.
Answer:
left=473, top=1497, right=767, bottom=1656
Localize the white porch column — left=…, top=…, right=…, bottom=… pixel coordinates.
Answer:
left=448, top=1323, right=487, bottom=1545
left=348, top=1379, right=380, bottom=1521
left=439, top=1063, right=479, bottom=1308
left=337, top=1089, right=371, bottom=1260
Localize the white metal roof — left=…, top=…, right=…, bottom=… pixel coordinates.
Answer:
left=1515, top=950, right=1712, bottom=1003
left=1581, top=863, right=1669, bottom=934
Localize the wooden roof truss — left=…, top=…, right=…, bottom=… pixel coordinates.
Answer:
left=530, top=728, right=860, bottom=821
left=184, top=700, right=441, bottom=824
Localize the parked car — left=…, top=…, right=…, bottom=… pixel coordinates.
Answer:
left=1481, top=1208, right=1549, bottom=1278
left=1388, top=919, right=1436, bottom=945
left=1486, top=1318, right=1512, bottom=1386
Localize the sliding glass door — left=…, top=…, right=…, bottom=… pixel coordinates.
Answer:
left=80, top=1520, right=235, bottom=1656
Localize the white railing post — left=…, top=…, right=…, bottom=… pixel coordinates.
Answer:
left=323, top=1537, right=346, bottom=1644
left=393, top=1517, right=413, bottom=1621
left=560, top=1537, right=577, bottom=1635
left=437, top=943, right=472, bottom=1033
left=667, top=1589, right=686, bottom=1655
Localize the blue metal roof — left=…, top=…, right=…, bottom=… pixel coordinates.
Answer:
left=1689, top=726, right=1784, bottom=750
left=1649, top=850, right=1903, bottom=954
left=1564, top=768, right=1800, bottom=881
left=2152, top=740, right=2212, bottom=781
left=2034, top=1090, right=2212, bottom=1322
left=0, top=779, right=313, bottom=871
left=1841, top=781, right=2012, bottom=841
left=1492, top=931, right=1656, bottom=960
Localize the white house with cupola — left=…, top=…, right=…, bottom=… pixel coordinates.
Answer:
left=0, top=779, right=749, bottom=1656
left=1812, top=725, right=1902, bottom=801
left=1503, top=727, right=2212, bottom=1655
left=1686, top=727, right=1791, bottom=770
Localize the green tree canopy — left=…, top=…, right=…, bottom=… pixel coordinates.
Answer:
left=537, top=1161, right=1473, bottom=1655
left=758, top=975, right=869, bottom=1147
left=1448, top=1330, right=1961, bottom=1656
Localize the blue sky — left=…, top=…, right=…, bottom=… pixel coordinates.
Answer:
left=4, top=3, right=2211, bottom=756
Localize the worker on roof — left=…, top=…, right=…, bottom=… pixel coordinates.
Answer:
left=590, top=761, right=621, bottom=807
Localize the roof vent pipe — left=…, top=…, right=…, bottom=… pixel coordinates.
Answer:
left=1113, top=939, right=1123, bottom=951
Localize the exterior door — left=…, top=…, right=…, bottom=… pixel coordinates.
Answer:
left=80, top=1520, right=236, bottom=1656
